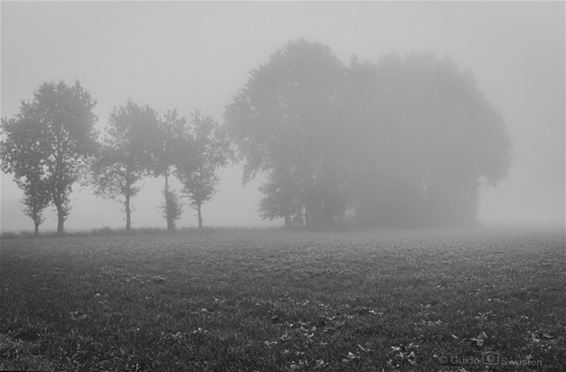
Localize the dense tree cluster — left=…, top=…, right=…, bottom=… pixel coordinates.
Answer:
left=225, top=40, right=511, bottom=228
left=1, top=39, right=511, bottom=233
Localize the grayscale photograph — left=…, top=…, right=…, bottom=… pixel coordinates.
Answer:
left=0, top=1, right=564, bottom=371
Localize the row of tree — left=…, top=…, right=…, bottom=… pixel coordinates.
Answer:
left=1, top=82, right=229, bottom=234
left=2, top=39, right=511, bottom=233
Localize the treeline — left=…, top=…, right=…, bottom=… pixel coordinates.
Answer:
left=1, top=39, right=511, bottom=234
left=1, top=85, right=229, bottom=234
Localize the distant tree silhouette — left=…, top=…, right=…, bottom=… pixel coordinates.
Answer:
left=152, top=109, right=187, bottom=231
left=1, top=81, right=97, bottom=234
left=344, top=54, right=511, bottom=227
left=160, top=188, right=183, bottom=231
left=1, top=117, right=51, bottom=234
left=91, top=100, right=158, bottom=231
left=176, top=111, right=229, bottom=228
left=227, top=41, right=511, bottom=228
left=225, top=39, right=346, bottom=227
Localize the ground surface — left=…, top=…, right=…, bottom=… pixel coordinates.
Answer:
left=0, top=229, right=564, bottom=371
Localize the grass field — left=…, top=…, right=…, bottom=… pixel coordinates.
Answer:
left=0, top=229, right=564, bottom=371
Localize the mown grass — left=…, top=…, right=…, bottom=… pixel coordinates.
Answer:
left=0, top=229, right=564, bottom=371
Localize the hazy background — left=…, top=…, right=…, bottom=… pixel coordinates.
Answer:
left=1, top=2, right=564, bottom=232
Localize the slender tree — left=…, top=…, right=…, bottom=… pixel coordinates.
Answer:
left=1, top=117, right=51, bottom=234
left=152, top=110, right=187, bottom=231
left=161, top=188, right=183, bottom=231
left=176, top=111, right=228, bottom=228
left=91, top=100, right=158, bottom=231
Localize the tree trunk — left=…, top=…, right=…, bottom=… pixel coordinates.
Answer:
left=164, top=171, right=169, bottom=195
left=197, top=203, right=203, bottom=229
left=34, top=222, right=39, bottom=236
left=303, top=167, right=313, bottom=228
left=55, top=202, right=65, bottom=234
left=125, top=191, right=131, bottom=231
left=164, top=171, right=174, bottom=232
left=304, top=198, right=315, bottom=228
left=284, top=214, right=291, bottom=228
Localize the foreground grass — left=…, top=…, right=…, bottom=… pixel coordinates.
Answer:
left=0, top=229, right=564, bottom=371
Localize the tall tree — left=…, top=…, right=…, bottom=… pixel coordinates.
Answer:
left=225, top=39, right=345, bottom=227
left=176, top=111, right=228, bottom=228
left=343, top=53, right=512, bottom=226
left=1, top=117, right=51, bottom=234
left=2, top=81, right=97, bottom=234
left=91, top=100, right=158, bottom=231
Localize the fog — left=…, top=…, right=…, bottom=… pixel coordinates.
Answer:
left=1, top=2, right=564, bottom=232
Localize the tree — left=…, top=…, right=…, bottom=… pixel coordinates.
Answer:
left=161, top=189, right=183, bottom=231
left=1, top=117, right=51, bottom=234
left=176, top=111, right=228, bottom=228
left=258, top=166, right=303, bottom=226
left=343, top=53, right=511, bottom=226
left=152, top=110, right=187, bottom=231
left=91, top=100, right=158, bottom=231
left=225, top=39, right=346, bottom=227
left=2, top=81, right=97, bottom=234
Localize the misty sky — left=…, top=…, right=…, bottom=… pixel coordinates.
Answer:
left=1, top=1, right=564, bottom=232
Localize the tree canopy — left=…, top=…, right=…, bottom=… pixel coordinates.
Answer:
left=1, top=117, right=51, bottom=234
left=344, top=54, right=511, bottom=226
left=225, top=39, right=346, bottom=227
left=91, top=100, right=159, bottom=231
left=1, top=80, right=97, bottom=233
left=176, top=111, right=229, bottom=228
left=226, top=40, right=512, bottom=228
